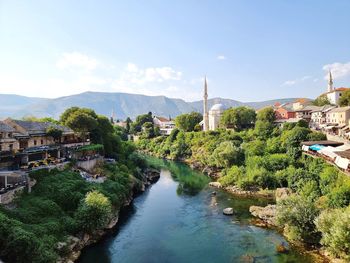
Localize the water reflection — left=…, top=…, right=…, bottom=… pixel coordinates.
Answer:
left=78, top=157, right=315, bottom=263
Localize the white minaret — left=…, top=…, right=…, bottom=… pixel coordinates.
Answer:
left=328, top=70, right=334, bottom=92
left=203, top=76, right=209, bottom=131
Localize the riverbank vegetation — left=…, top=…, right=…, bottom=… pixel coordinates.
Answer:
left=0, top=107, right=149, bottom=262
left=137, top=107, right=350, bottom=260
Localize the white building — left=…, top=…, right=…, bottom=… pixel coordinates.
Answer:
left=153, top=116, right=175, bottom=135
left=208, top=104, right=225, bottom=130
left=310, top=105, right=336, bottom=129
left=324, top=71, right=350, bottom=105
left=201, top=77, right=226, bottom=131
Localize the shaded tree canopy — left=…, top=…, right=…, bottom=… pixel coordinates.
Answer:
left=175, top=112, right=202, bottom=132
left=220, top=106, right=256, bottom=131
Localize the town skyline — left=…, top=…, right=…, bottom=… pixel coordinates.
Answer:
left=1, top=1, right=350, bottom=101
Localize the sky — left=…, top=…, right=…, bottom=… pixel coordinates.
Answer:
left=1, top=0, right=350, bottom=102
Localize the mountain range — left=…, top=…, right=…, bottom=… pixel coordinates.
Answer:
left=0, top=92, right=300, bottom=120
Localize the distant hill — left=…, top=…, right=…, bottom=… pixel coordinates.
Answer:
left=0, top=92, right=300, bottom=120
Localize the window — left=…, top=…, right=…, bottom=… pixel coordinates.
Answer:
left=34, top=140, right=37, bottom=146
left=41, top=139, right=44, bottom=145
left=9, top=144, right=13, bottom=151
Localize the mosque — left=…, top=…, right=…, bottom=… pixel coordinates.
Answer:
left=202, top=77, right=226, bottom=131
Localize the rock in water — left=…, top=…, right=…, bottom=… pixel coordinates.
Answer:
left=276, top=243, right=289, bottom=254
left=223, top=207, right=234, bottom=215
left=209, top=182, right=222, bottom=188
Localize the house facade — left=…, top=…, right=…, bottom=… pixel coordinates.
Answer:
left=310, top=105, right=336, bottom=128
left=153, top=116, right=175, bottom=135
left=274, top=106, right=296, bottom=119
left=326, top=106, right=350, bottom=125
left=326, top=87, right=350, bottom=105
left=0, top=122, right=19, bottom=152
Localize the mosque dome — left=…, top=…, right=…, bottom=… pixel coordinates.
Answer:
left=210, top=103, right=225, bottom=112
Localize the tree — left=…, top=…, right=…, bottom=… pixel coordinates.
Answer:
left=75, top=190, right=112, bottom=233
left=256, top=107, right=275, bottom=123
left=276, top=195, right=321, bottom=244
left=60, top=107, right=98, bottom=125
left=131, top=113, right=153, bottom=133
left=339, top=89, right=350, bottom=106
left=220, top=107, right=256, bottom=131
left=315, top=206, right=350, bottom=260
left=125, top=117, right=132, bottom=133
left=65, top=111, right=98, bottom=143
left=175, top=112, right=202, bottom=132
left=46, top=126, right=63, bottom=143
left=142, top=122, right=155, bottom=138
left=313, top=95, right=331, bottom=106
left=211, top=141, right=244, bottom=168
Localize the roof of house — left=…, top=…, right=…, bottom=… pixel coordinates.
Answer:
left=294, top=98, right=311, bottom=104
left=276, top=105, right=295, bottom=112
left=322, top=87, right=350, bottom=96
left=310, top=105, right=336, bottom=113
left=0, top=121, right=16, bottom=132
left=154, top=116, right=171, bottom=122
left=9, top=119, right=73, bottom=134
left=327, top=106, right=350, bottom=113
left=334, top=150, right=350, bottom=159
left=295, top=105, right=321, bottom=112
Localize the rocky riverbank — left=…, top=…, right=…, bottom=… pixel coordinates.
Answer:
left=57, top=168, right=160, bottom=263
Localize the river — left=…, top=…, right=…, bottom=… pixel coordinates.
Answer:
left=78, top=159, right=314, bottom=263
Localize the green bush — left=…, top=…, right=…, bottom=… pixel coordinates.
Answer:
left=276, top=195, right=321, bottom=244
left=315, top=206, right=350, bottom=260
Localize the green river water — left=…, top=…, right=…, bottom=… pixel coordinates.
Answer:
left=78, top=158, right=316, bottom=263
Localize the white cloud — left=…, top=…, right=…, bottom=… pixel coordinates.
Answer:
left=0, top=53, right=203, bottom=101
left=56, top=52, right=99, bottom=71
left=281, top=75, right=312, bottom=86
left=117, top=63, right=182, bottom=85
left=217, top=55, right=226, bottom=60
left=323, top=62, right=350, bottom=80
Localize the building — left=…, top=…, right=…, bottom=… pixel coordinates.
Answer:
left=310, top=105, right=336, bottom=129
left=208, top=104, right=225, bottom=130
left=322, top=70, right=350, bottom=105
left=326, top=87, right=350, bottom=105
left=202, top=77, right=226, bottom=131
left=0, top=122, right=19, bottom=152
left=203, top=77, right=209, bottom=131
left=3, top=118, right=75, bottom=150
left=274, top=105, right=296, bottom=119
left=153, top=116, right=175, bottom=135
left=295, top=105, right=322, bottom=122
left=0, top=119, right=88, bottom=169
left=326, top=106, right=350, bottom=125
left=292, top=98, right=312, bottom=111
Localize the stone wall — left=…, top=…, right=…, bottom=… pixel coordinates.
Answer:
left=76, top=157, right=103, bottom=172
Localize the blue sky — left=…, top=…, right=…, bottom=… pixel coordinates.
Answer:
left=1, top=0, right=350, bottom=102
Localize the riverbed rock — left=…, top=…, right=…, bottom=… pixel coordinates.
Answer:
left=209, top=182, right=222, bottom=188
left=275, top=188, right=293, bottom=202
left=223, top=207, right=234, bottom=215
left=249, top=205, right=276, bottom=225
left=276, top=243, right=289, bottom=254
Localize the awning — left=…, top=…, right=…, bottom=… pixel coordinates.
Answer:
left=334, top=144, right=350, bottom=151
left=324, top=126, right=335, bottom=130
left=335, top=156, right=350, bottom=169
left=319, top=146, right=339, bottom=159
left=341, top=126, right=350, bottom=131
left=302, top=145, right=310, bottom=152
left=309, top=144, right=326, bottom=151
